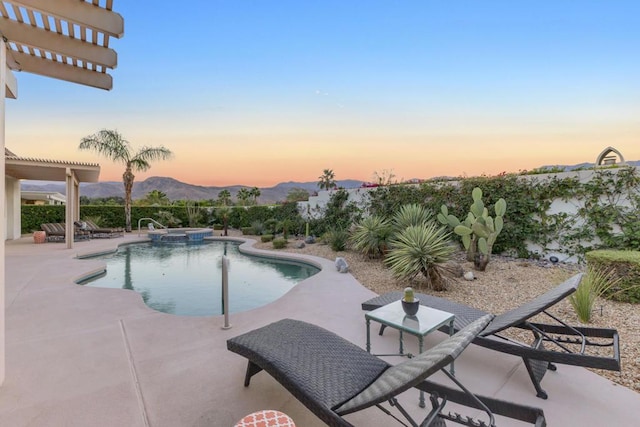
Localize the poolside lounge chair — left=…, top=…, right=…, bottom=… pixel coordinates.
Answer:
left=41, top=223, right=90, bottom=242
left=227, top=316, right=547, bottom=427
left=76, top=220, right=124, bottom=238
left=361, top=273, right=621, bottom=399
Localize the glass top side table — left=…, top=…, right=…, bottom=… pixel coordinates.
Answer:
left=365, top=300, right=455, bottom=408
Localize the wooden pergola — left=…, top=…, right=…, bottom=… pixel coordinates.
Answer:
left=0, top=0, right=124, bottom=386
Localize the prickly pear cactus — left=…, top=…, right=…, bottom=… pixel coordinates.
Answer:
left=438, top=187, right=506, bottom=271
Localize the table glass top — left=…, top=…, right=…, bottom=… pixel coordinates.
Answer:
left=366, top=300, right=454, bottom=335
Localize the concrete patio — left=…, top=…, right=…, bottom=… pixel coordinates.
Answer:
left=0, top=235, right=638, bottom=426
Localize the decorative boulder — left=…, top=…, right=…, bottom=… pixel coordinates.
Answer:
left=304, top=235, right=316, bottom=244
left=463, top=271, right=475, bottom=281
left=295, top=241, right=306, bottom=249
left=335, top=257, right=349, bottom=273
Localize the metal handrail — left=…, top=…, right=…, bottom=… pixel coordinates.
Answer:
left=137, top=218, right=167, bottom=236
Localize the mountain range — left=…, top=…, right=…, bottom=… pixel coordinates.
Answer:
left=20, top=160, right=640, bottom=204
left=20, top=177, right=365, bottom=204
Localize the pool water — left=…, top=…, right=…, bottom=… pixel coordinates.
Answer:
left=78, top=241, right=319, bottom=316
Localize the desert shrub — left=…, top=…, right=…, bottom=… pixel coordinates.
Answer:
left=323, top=228, right=349, bottom=252
left=272, top=237, right=287, bottom=249
left=570, top=268, right=621, bottom=323
left=261, top=234, right=274, bottom=243
left=349, top=215, right=392, bottom=258
left=264, top=218, right=278, bottom=235
left=385, top=222, right=455, bottom=291
left=241, top=227, right=255, bottom=235
left=156, top=210, right=182, bottom=228
left=251, top=220, right=265, bottom=236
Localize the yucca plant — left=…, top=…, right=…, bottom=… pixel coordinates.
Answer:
left=569, top=267, right=621, bottom=323
left=349, top=215, right=393, bottom=258
left=385, top=222, right=455, bottom=291
left=391, top=204, right=433, bottom=232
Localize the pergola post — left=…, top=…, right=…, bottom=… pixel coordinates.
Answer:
left=64, top=168, right=81, bottom=249
left=1, top=37, right=7, bottom=385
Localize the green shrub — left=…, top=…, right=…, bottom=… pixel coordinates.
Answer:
left=323, top=228, right=349, bottom=252
left=385, top=222, right=455, bottom=291
left=241, top=227, right=255, bottom=235
left=251, top=220, right=265, bottom=236
left=261, top=234, right=274, bottom=243
left=272, top=237, right=287, bottom=249
left=570, top=268, right=621, bottom=323
left=349, top=215, right=392, bottom=258
left=585, top=250, right=640, bottom=303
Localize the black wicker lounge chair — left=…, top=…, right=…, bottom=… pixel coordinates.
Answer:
left=228, top=316, right=547, bottom=427
left=362, top=273, right=620, bottom=399
left=41, top=223, right=90, bottom=242
left=76, top=220, right=124, bottom=238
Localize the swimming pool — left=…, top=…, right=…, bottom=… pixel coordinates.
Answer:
left=77, top=241, right=320, bottom=316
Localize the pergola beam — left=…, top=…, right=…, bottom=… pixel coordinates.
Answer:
left=11, top=50, right=112, bottom=90
left=4, top=66, right=16, bottom=99
left=11, top=0, right=124, bottom=38
left=1, top=17, right=117, bottom=67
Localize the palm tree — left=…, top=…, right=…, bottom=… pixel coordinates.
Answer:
left=249, top=186, right=261, bottom=205
left=217, top=189, right=231, bottom=206
left=318, top=168, right=336, bottom=191
left=237, top=188, right=251, bottom=206
left=217, top=206, right=231, bottom=236
left=79, top=129, right=173, bottom=232
left=141, top=189, right=170, bottom=206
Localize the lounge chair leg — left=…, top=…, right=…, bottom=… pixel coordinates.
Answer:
left=243, top=361, right=263, bottom=387
left=523, top=357, right=549, bottom=400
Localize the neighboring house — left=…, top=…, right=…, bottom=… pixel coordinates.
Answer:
left=4, top=147, right=100, bottom=241
left=20, top=191, right=66, bottom=206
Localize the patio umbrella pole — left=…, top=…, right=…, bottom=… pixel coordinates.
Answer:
left=221, top=256, right=232, bottom=329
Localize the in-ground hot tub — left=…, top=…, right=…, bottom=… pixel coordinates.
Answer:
left=147, top=228, right=214, bottom=242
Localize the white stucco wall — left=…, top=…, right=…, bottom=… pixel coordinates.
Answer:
left=299, top=167, right=640, bottom=263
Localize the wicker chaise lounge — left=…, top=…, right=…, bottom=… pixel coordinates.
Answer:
left=41, top=223, right=90, bottom=242
left=362, top=273, right=620, bottom=399
left=228, top=316, right=547, bottom=427
left=76, top=220, right=124, bottom=238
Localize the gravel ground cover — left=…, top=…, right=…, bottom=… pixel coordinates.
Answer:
left=248, top=234, right=639, bottom=394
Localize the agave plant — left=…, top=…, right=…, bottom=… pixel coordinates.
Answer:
left=392, top=204, right=433, bottom=232
left=349, top=215, right=393, bottom=258
left=385, top=222, right=455, bottom=291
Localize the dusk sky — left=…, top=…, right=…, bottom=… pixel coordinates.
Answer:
left=6, top=1, right=640, bottom=187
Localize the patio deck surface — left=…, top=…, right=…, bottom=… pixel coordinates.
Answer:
left=1, top=234, right=638, bottom=426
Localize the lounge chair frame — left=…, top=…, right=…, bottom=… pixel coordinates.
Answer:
left=76, top=220, right=124, bottom=238
left=228, top=317, right=546, bottom=427
left=41, top=223, right=90, bottom=242
left=362, top=273, right=620, bottom=399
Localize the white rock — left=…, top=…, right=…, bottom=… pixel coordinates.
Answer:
left=335, top=257, right=349, bottom=273
left=463, top=271, right=475, bottom=281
